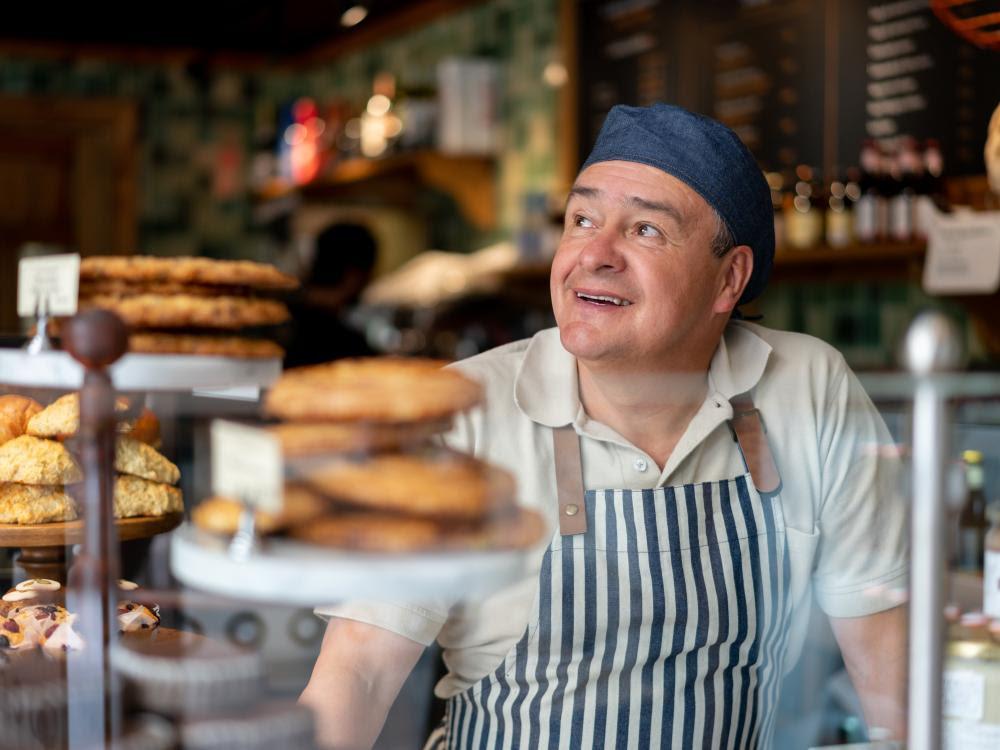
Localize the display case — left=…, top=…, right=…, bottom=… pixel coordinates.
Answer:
left=2, top=307, right=1000, bottom=750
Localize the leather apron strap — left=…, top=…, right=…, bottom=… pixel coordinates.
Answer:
left=552, top=391, right=782, bottom=537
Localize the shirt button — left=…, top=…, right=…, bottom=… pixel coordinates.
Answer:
left=634, top=458, right=648, bottom=472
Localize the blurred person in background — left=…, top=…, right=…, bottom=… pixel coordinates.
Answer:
left=284, top=222, right=376, bottom=368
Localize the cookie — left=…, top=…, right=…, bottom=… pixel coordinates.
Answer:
left=264, top=358, right=482, bottom=423
left=114, top=475, right=183, bottom=519
left=290, top=506, right=546, bottom=553
left=269, top=419, right=450, bottom=458
left=2, top=580, right=63, bottom=608
left=0, top=484, right=77, bottom=524
left=115, top=436, right=179, bottom=485
left=26, top=393, right=132, bottom=440
left=0, top=395, right=43, bottom=447
left=191, top=484, right=327, bottom=536
left=0, top=436, right=83, bottom=485
left=80, top=280, right=256, bottom=298
left=79, top=294, right=290, bottom=330
left=80, top=255, right=298, bottom=291
left=305, top=452, right=515, bottom=520
left=128, top=333, right=284, bottom=359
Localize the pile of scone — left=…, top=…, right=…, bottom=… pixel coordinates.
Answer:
left=75, top=255, right=297, bottom=359
left=0, top=577, right=159, bottom=654
left=0, top=393, right=182, bottom=524
left=193, top=358, right=545, bottom=553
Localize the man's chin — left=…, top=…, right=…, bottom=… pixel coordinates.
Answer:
left=558, top=324, right=621, bottom=363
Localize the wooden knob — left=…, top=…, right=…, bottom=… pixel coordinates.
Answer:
left=63, top=309, right=129, bottom=369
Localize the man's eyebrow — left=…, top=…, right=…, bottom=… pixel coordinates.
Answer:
left=566, top=185, right=685, bottom=225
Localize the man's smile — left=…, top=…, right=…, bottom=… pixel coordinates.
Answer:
left=572, top=288, right=633, bottom=307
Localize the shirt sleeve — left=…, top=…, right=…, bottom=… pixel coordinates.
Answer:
left=812, top=363, right=909, bottom=618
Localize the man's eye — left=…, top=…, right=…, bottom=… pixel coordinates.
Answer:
left=636, top=223, right=661, bottom=237
left=572, top=214, right=594, bottom=228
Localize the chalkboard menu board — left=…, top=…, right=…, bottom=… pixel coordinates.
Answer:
left=577, top=0, right=1000, bottom=178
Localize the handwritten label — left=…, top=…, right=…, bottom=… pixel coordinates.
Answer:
left=943, top=669, right=985, bottom=720
left=17, top=254, right=80, bottom=317
left=211, top=420, right=282, bottom=513
left=923, top=212, right=1000, bottom=295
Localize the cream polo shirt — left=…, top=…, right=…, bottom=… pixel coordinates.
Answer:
left=320, top=322, right=909, bottom=699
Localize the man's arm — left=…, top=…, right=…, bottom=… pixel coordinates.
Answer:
left=300, top=617, right=426, bottom=750
left=829, top=605, right=908, bottom=740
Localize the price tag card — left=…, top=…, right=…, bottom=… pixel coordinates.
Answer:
left=211, top=420, right=283, bottom=514
left=923, top=212, right=1000, bottom=295
left=17, top=253, right=81, bottom=317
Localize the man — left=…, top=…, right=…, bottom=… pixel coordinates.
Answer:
left=301, top=104, right=908, bottom=748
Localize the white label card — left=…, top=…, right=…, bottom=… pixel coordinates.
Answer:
left=923, top=212, right=1000, bottom=295
left=211, top=420, right=283, bottom=514
left=943, top=669, right=985, bottom=721
left=17, top=253, right=81, bottom=317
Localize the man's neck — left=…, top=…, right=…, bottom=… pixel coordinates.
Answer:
left=577, top=359, right=710, bottom=470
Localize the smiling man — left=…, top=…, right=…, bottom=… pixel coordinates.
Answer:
left=302, top=104, right=909, bottom=749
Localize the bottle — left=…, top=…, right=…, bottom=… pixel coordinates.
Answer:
left=985, top=504, right=1000, bottom=619
left=890, top=137, right=920, bottom=242
left=915, top=138, right=947, bottom=238
left=854, top=140, right=882, bottom=243
left=784, top=164, right=823, bottom=250
left=825, top=174, right=853, bottom=248
left=878, top=144, right=899, bottom=242
left=957, top=450, right=989, bottom=572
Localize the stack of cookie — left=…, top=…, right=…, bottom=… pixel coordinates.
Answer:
left=77, top=255, right=298, bottom=359
left=0, top=392, right=183, bottom=524
left=196, top=358, right=544, bottom=553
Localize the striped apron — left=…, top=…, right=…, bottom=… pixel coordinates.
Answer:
left=427, top=393, right=791, bottom=749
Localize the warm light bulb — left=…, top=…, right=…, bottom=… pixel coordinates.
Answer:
left=366, top=94, right=392, bottom=117
left=341, top=5, right=368, bottom=27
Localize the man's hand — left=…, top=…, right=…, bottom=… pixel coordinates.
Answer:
left=300, top=617, right=425, bottom=750
left=830, top=605, right=908, bottom=740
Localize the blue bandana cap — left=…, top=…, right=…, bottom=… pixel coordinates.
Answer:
left=581, top=103, right=774, bottom=306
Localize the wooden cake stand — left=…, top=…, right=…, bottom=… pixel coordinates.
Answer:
left=0, top=513, right=183, bottom=582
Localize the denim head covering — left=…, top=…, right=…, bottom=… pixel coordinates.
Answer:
left=581, top=103, right=774, bottom=306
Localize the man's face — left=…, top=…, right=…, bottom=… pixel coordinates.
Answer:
left=550, top=160, right=734, bottom=370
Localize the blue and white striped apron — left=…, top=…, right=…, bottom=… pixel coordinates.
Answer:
left=427, top=394, right=791, bottom=749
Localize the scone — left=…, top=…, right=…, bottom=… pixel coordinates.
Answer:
left=116, top=436, right=180, bottom=485
left=264, top=358, right=483, bottom=423
left=305, top=452, right=516, bottom=520
left=114, top=475, right=183, bottom=518
left=0, top=395, right=43, bottom=447
left=0, top=436, right=83, bottom=485
left=270, top=419, right=451, bottom=458
left=79, top=294, right=290, bottom=329
left=0, top=484, right=77, bottom=524
left=80, top=255, right=299, bottom=290
left=26, top=393, right=131, bottom=440
left=192, top=484, right=326, bottom=535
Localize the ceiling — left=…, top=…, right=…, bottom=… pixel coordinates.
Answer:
left=0, top=0, right=479, bottom=65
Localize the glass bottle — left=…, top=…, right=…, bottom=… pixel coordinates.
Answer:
left=985, top=503, right=1000, bottom=619
left=854, top=140, right=882, bottom=243
left=784, top=165, right=823, bottom=250
left=825, top=174, right=853, bottom=248
left=957, top=450, right=989, bottom=573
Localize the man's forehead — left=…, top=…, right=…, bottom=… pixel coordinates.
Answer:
left=569, top=161, right=710, bottom=219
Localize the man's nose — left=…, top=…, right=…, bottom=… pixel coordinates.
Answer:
left=578, top=230, right=625, bottom=273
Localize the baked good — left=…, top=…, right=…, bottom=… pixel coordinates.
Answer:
left=0, top=395, right=42, bottom=447
left=117, top=601, right=161, bottom=633
left=270, top=419, right=451, bottom=458
left=0, top=436, right=83, bottom=485
left=114, top=475, right=183, bottom=518
left=0, top=484, right=77, bottom=524
left=80, top=255, right=298, bottom=291
left=305, top=452, right=515, bottom=520
left=26, top=393, right=131, bottom=440
left=123, top=407, right=161, bottom=447
left=290, top=506, right=546, bottom=553
left=265, top=358, right=482, bottom=423
left=0, top=604, right=81, bottom=652
left=1, top=580, right=63, bottom=610
left=79, top=294, right=290, bottom=329
left=80, top=280, right=256, bottom=298
left=192, top=484, right=326, bottom=536
left=116, top=436, right=180, bottom=485
left=128, top=333, right=284, bottom=359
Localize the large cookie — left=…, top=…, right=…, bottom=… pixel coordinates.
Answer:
left=80, top=255, right=298, bottom=291
left=265, top=358, right=482, bottom=423
left=114, top=475, right=183, bottom=519
left=0, top=484, right=77, bottom=524
left=0, top=436, right=83, bottom=485
left=128, top=333, right=284, bottom=359
left=304, top=452, right=515, bottom=520
left=116, top=436, right=180, bottom=485
left=270, top=419, right=450, bottom=458
left=191, top=484, right=327, bottom=536
left=79, top=294, right=290, bottom=330
left=0, top=395, right=42, bottom=447
left=26, top=393, right=131, bottom=440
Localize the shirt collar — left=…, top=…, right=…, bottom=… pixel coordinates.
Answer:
left=513, top=322, right=773, bottom=428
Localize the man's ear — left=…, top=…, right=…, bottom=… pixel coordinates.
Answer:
left=713, top=245, right=754, bottom=314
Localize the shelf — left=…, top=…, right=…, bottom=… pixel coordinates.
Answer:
left=301, top=151, right=497, bottom=230
left=770, top=241, right=926, bottom=282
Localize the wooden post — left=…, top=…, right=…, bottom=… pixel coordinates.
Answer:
left=61, top=308, right=128, bottom=749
